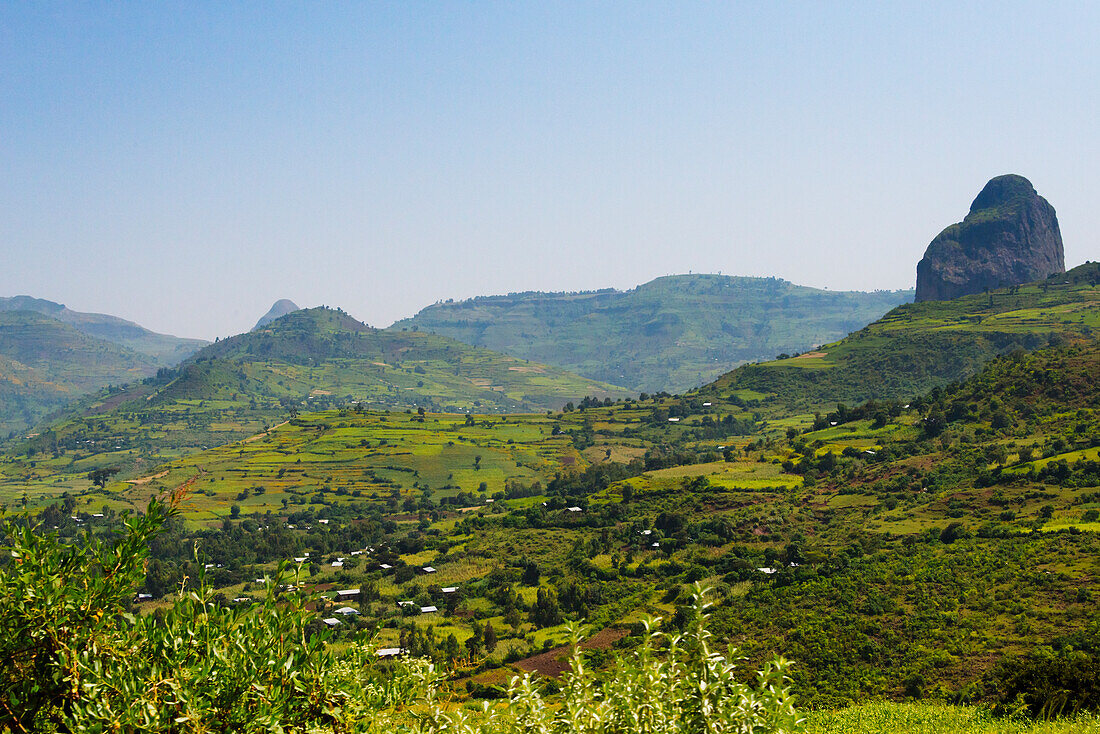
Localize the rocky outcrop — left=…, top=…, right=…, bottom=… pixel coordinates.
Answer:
left=915, top=175, right=1064, bottom=302
left=252, top=299, right=300, bottom=330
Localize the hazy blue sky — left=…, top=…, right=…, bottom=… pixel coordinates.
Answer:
left=2, top=3, right=1097, bottom=339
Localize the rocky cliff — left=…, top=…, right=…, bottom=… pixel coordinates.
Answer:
left=915, top=175, right=1064, bottom=302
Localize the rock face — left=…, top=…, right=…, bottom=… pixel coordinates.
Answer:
left=253, top=299, right=300, bottom=330
left=915, top=175, right=1064, bottom=302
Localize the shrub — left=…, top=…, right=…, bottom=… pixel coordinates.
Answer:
left=0, top=493, right=401, bottom=732
left=417, top=584, right=805, bottom=733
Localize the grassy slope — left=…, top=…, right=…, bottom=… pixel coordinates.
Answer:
left=0, top=311, right=161, bottom=436
left=395, top=274, right=912, bottom=393
left=700, top=262, right=1100, bottom=412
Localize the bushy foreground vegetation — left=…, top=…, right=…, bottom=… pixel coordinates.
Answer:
left=1, top=494, right=803, bottom=733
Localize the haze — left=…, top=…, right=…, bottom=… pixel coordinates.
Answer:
left=1, top=3, right=1097, bottom=340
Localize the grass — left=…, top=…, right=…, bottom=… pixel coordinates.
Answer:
left=806, top=702, right=1100, bottom=733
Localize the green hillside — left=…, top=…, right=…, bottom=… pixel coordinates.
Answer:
left=0, top=311, right=160, bottom=436
left=17, top=339, right=1098, bottom=716
left=700, top=262, right=1100, bottom=412
left=0, top=295, right=207, bottom=364
left=394, top=274, right=912, bottom=393
left=0, top=306, right=627, bottom=487
left=178, top=306, right=627, bottom=413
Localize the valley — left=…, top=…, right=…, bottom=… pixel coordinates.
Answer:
left=3, top=264, right=1099, bottom=730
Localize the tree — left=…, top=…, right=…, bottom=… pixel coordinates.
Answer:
left=444, top=633, right=460, bottom=660
left=530, top=587, right=561, bottom=628
left=87, top=467, right=120, bottom=488
left=483, top=621, right=497, bottom=653
left=466, top=621, right=483, bottom=657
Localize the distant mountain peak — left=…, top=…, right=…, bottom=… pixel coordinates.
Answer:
left=253, top=299, right=300, bottom=330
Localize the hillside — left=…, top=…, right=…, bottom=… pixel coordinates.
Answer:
left=179, top=306, right=626, bottom=412
left=700, top=262, right=1100, bottom=412
left=0, top=311, right=161, bottom=436
left=0, top=306, right=627, bottom=486
left=0, top=295, right=207, bottom=364
left=394, top=274, right=912, bottom=393
left=16, top=339, right=1098, bottom=713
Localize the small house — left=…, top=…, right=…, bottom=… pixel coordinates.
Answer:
left=376, top=647, right=404, bottom=658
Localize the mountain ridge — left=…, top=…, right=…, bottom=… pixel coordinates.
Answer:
left=394, top=273, right=913, bottom=393
left=700, top=261, right=1100, bottom=412
left=0, top=295, right=208, bottom=364
left=0, top=311, right=162, bottom=435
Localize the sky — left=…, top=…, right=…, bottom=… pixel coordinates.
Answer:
left=1, top=3, right=1098, bottom=340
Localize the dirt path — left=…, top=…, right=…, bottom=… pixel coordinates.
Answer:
left=243, top=420, right=289, bottom=443
left=125, top=470, right=169, bottom=485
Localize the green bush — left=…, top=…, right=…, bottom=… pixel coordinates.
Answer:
left=0, top=496, right=401, bottom=732
left=416, top=584, right=805, bottom=733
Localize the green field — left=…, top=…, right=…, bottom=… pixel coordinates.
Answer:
left=807, top=703, right=1100, bottom=733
